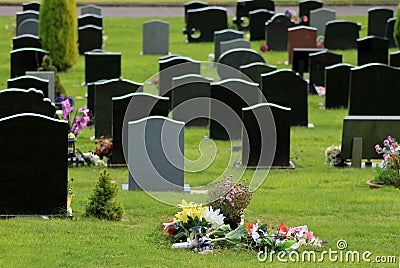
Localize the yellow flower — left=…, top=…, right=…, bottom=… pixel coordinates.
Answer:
left=174, top=200, right=206, bottom=223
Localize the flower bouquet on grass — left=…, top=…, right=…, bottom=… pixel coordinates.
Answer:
left=163, top=200, right=323, bottom=255
left=247, top=221, right=322, bottom=253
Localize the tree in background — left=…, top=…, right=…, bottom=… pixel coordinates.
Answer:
left=394, top=4, right=400, bottom=47
left=39, top=0, right=78, bottom=71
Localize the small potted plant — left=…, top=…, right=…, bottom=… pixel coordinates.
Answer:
left=370, top=136, right=400, bottom=188
left=207, top=176, right=253, bottom=229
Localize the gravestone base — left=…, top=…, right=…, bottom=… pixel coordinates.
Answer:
left=68, top=156, right=85, bottom=168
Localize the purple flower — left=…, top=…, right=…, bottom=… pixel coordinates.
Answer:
left=388, top=136, right=393, bottom=143
left=61, top=99, right=73, bottom=121
left=375, top=144, right=381, bottom=153
left=383, top=139, right=389, bottom=147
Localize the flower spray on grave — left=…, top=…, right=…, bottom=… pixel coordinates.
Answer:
left=207, top=176, right=253, bottom=229
left=67, top=177, right=74, bottom=217
left=373, top=136, right=400, bottom=188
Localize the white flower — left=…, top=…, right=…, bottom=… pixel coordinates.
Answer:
left=202, top=207, right=225, bottom=227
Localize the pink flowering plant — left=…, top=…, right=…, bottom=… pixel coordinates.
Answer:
left=374, top=136, right=400, bottom=187
left=61, top=99, right=90, bottom=136
left=208, top=177, right=253, bottom=223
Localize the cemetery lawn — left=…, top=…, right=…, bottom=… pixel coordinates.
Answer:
left=1, top=15, right=400, bottom=267
left=0, top=0, right=395, bottom=4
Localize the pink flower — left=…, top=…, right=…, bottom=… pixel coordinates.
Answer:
left=383, top=139, right=389, bottom=147
left=305, top=231, right=314, bottom=241
left=388, top=136, right=393, bottom=142
left=302, top=16, right=308, bottom=23
left=375, top=144, right=381, bottom=153
left=260, top=44, right=269, bottom=52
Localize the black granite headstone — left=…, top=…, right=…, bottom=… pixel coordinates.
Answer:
left=171, top=74, right=213, bottom=127
left=159, top=56, right=201, bottom=100
left=325, top=63, right=352, bottom=109
left=299, top=0, right=323, bottom=26
left=85, top=51, right=121, bottom=84
left=210, top=79, right=261, bottom=140
left=184, top=1, right=208, bottom=24
left=185, top=7, right=228, bottom=43
left=261, top=70, right=308, bottom=126
left=233, top=0, right=275, bottom=30
left=111, top=92, right=169, bottom=167
left=0, top=113, right=68, bottom=215
left=218, top=48, right=265, bottom=79
left=265, top=14, right=293, bottom=51
left=324, top=20, right=360, bottom=50
left=357, top=36, right=389, bottom=66
left=368, top=7, right=393, bottom=37
left=249, top=9, right=275, bottom=41
left=349, top=63, right=400, bottom=116
left=242, top=103, right=291, bottom=168
left=0, top=88, right=55, bottom=118
left=16, top=10, right=39, bottom=30
left=214, top=29, right=244, bottom=62
left=240, top=62, right=277, bottom=84
left=341, top=115, right=400, bottom=160
left=7, top=75, right=49, bottom=98
left=10, top=48, right=48, bottom=78
left=78, top=25, right=103, bottom=55
left=23, top=2, right=40, bottom=12
left=12, top=34, right=41, bottom=49
left=81, top=4, right=102, bottom=16
left=385, top=18, right=397, bottom=48
left=78, top=14, right=103, bottom=28
left=292, top=48, right=326, bottom=76
left=390, top=51, right=400, bottom=67
left=309, top=50, right=342, bottom=93
left=94, top=79, right=142, bottom=138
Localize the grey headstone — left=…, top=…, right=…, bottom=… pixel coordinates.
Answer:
left=171, top=74, right=213, bottom=127
left=240, top=62, right=277, bottom=84
left=220, top=38, right=251, bottom=56
left=368, top=7, right=393, bottom=37
left=78, top=14, right=103, bottom=28
left=7, top=75, right=49, bottom=99
left=261, top=69, right=308, bottom=126
left=81, top=4, right=102, bottom=16
left=214, top=29, right=244, bottom=61
left=0, top=88, right=55, bottom=118
left=341, top=115, right=400, bottom=160
left=0, top=113, right=68, bottom=215
left=17, top=18, right=38, bottom=36
left=12, top=34, right=41, bottom=49
left=128, top=116, right=185, bottom=191
left=325, top=63, right=353, bottom=109
left=78, top=25, right=103, bottom=55
left=324, top=20, right=360, bottom=50
left=85, top=51, right=121, bottom=84
left=349, top=64, right=400, bottom=116
left=210, top=79, right=262, bottom=140
left=309, top=8, right=336, bottom=36
left=159, top=56, right=201, bottom=100
left=26, top=71, right=55, bottom=102
left=142, top=20, right=169, bottom=55
left=265, top=14, right=293, bottom=51
left=217, top=48, right=265, bottom=79
left=16, top=10, right=39, bottom=30
left=249, top=9, right=275, bottom=41
left=351, top=137, right=362, bottom=168
left=357, top=36, right=389, bottom=66
left=94, top=79, right=142, bottom=138
left=242, top=103, right=291, bottom=168
left=185, top=7, right=228, bottom=43
left=111, top=93, right=170, bottom=167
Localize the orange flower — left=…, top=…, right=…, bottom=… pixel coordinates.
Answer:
left=279, top=221, right=288, bottom=232
left=247, top=223, right=253, bottom=233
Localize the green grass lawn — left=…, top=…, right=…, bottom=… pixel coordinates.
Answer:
left=0, top=0, right=396, bottom=4
left=0, top=14, right=399, bottom=267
